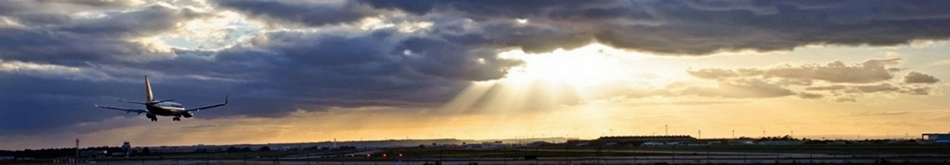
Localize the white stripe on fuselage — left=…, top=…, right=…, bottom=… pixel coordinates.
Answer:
left=155, top=102, right=185, bottom=111
left=157, top=106, right=185, bottom=111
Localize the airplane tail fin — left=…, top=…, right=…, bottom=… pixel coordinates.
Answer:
left=145, top=75, right=154, bottom=102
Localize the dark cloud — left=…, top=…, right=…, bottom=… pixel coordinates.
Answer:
left=797, top=92, right=824, bottom=99
left=396, top=37, right=523, bottom=81
left=0, top=0, right=143, bottom=26
left=805, top=83, right=936, bottom=97
left=356, top=0, right=606, bottom=18
left=356, top=0, right=950, bottom=55
left=689, top=58, right=901, bottom=84
left=764, top=59, right=901, bottom=84
left=903, top=86, right=935, bottom=95
left=903, top=71, right=941, bottom=84
left=0, top=74, right=139, bottom=135
left=58, top=5, right=208, bottom=38
left=215, top=0, right=380, bottom=27
left=852, top=83, right=901, bottom=93
left=680, top=79, right=795, bottom=98
left=806, top=85, right=848, bottom=91
left=0, top=4, right=206, bottom=67
left=685, top=58, right=941, bottom=101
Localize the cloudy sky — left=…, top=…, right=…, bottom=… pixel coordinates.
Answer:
left=2, top=0, right=950, bottom=150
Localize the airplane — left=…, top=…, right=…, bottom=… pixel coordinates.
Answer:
left=95, top=75, right=227, bottom=121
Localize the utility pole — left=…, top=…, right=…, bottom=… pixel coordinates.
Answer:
left=732, top=130, right=735, bottom=139
left=665, top=125, right=668, bottom=136
left=698, top=130, right=702, bottom=139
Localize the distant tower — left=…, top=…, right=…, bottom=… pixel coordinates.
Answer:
left=75, top=138, right=80, bottom=158
left=122, top=141, right=131, bottom=157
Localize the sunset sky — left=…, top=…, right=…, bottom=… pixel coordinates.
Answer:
left=2, top=0, right=950, bottom=150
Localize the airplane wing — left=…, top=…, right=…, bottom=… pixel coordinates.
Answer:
left=95, top=104, right=149, bottom=114
left=184, top=96, right=228, bottom=112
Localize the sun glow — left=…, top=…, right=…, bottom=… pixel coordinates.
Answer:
left=438, top=43, right=690, bottom=117
left=506, top=51, right=615, bottom=88
left=498, top=44, right=647, bottom=92
left=440, top=45, right=649, bottom=112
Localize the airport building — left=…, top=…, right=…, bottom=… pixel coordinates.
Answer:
left=597, top=135, right=696, bottom=142
left=591, top=135, right=697, bottom=146
left=922, top=133, right=950, bottom=143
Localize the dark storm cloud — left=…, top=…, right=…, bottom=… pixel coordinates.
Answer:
left=0, top=74, right=137, bottom=135
left=356, top=0, right=950, bottom=55
left=0, top=4, right=206, bottom=67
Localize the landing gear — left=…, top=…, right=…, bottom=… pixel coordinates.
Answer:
left=173, top=116, right=181, bottom=121
left=146, top=114, right=158, bottom=122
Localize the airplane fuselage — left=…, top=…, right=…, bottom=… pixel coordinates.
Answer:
left=146, top=102, right=186, bottom=116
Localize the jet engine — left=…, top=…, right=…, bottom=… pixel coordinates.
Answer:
left=145, top=114, right=157, bottom=121
left=182, top=112, right=193, bottom=118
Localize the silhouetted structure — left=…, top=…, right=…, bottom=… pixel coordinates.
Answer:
left=923, top=133, right=950, bottom=143
left=596, top=135, right=695, bottom=144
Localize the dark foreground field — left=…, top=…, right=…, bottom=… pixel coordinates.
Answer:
left=6, top=145, right=950, bottom=165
